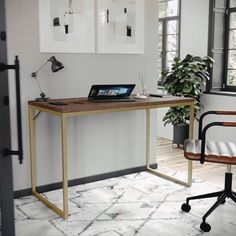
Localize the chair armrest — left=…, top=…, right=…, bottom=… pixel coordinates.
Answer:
left=215, top=111, right=236, bottom=115
left=200, top=121, right=236, bottom=164
left=223, top=122, right=236, bottom=126
left=198, top=111, right=236, bottom=139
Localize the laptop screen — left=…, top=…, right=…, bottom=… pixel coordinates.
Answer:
left=88, top=84, right=135, bottom=99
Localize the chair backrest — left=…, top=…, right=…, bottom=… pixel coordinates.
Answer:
left=185, top=110, right=236, bottom=164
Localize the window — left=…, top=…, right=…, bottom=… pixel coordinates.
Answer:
left=208, top=0, right=236, bottom=93
left=157, top=0, right=181, bottom=83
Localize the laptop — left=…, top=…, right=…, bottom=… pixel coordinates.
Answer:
left=88, top=84, right=136, bottom=102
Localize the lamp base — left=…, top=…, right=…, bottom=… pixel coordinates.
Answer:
left=35, top=97, right=50, bottom=102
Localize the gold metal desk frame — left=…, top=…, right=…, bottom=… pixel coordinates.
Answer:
left=28, top=97, right=194, bottom=219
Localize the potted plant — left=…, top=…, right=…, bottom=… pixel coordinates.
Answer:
left=162, top=54, right=214, bottom=147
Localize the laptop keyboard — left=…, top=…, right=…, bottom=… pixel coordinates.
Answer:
left=91, top=98, right=136, bottom=102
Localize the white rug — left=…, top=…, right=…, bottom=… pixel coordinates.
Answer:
left=15, top=171, right=236, bottom=236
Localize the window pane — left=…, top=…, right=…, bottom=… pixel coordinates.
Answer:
left=212, top=52, right=224, bottom=89
left=227, top=70, right=236, bottom=85
left=158, top=0, right=180, bottom=73
left=157, top=67, right=162, bottom=80
left=159, top=22, right=163, bottom=35
left=157, top=52, right=162, bottom=68
left=167, top=20, right=178, bottom=34
left=167, top=35, right=177, bottom=51
left=216, top=0, right=226, bottom=8
left=229, top=30, right=236, bottom=49
left=158, top=35, right=163, bottom=51
left=228, top=50, right=236, bottom=69
left=230, top=0, right=236, bottom=8
left=166, top=51, right=177, bottom=68
left=230, top=12, right=236, bottom=29
left=158, top=2, right=166, bottom=18
left=166, top=0, right=178, bottom=17
left=213, top=12, right=225, bottom=48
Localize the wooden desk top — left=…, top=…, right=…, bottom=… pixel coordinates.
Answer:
left=28, top=96, right=194, bottom=114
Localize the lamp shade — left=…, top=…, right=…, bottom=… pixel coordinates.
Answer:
left=49, top=56, right=64, bottom=73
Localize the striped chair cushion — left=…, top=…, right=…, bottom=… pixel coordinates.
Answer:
left=184, top=139, right=236, bottom=164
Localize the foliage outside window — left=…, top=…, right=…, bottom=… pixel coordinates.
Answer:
left=157, top=0, right=181, bottom=84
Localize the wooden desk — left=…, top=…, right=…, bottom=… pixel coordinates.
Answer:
left=28, top=96, right=194, bottom=219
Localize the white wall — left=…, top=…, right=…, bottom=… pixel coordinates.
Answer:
left=6, top=0, right=158, bottom=191
left=180, top=0, right=209, bottom=58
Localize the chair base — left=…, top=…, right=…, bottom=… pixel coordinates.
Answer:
left=181, top=172, right=236, bottom=232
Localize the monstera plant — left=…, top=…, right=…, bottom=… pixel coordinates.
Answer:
left=162, top=54, right=214, bottom=146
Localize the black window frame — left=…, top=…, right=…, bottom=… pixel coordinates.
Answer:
left=223, top=1, right=236, bottom=92
left=207, top=0, right=236, bottom=93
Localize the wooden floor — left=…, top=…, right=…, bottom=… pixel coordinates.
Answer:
left=156, top=137, right=236, bottom=189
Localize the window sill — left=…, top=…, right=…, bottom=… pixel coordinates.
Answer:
left=204, top=90, right=236, bottom=97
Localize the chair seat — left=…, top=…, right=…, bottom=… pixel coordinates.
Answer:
left=184, top=140, right=236, bottom=165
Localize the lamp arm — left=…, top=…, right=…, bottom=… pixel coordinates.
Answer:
left=31, top=59, right=49, bottom=78
left=31, top=60, right=49, bottom=100
left=34, top=75, right=44, bottom=94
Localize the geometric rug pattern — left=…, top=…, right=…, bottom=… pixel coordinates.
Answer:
left=15, top=171, right=236, bottom=236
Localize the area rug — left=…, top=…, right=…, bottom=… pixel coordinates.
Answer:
left=15, top=171, right=236, bottom=236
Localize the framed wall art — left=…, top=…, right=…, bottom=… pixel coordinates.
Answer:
left=96, top=0, right=144, bottom=54
left=39, top=0, right=95, bottom=53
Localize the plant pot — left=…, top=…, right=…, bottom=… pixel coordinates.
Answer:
left=173, top=123, right=189, bottom=147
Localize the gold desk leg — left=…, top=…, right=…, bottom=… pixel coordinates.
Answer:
left=146, top=109, right=151, bottom=168
left=29, top=105, right=36, bottom=192
left=28, top=106, right=68, bottom=219
left=61, top=114, right=68, bottom=219
left=147, top=103, right=194, bottom=187
left=187, top=102, right=194, bottom=186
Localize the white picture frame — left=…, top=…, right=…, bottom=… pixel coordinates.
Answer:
left=96, top=0, right=144, bottom=54
left=39, top=0, right=95, bottom=53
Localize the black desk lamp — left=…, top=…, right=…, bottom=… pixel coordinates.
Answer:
left=31, top=56, right=64, bottom=101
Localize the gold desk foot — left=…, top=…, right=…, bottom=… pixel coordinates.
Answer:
left=147, top=160, right=192, bottom=187
left=32, top=191, right=68, bottom=219
left=147, top=168, right=191, bottom=187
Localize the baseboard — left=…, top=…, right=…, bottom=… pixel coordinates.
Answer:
left=14, top=163, right=157, bottom=199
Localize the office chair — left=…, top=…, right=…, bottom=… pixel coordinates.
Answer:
left=181, top=111, right=236, bottom=232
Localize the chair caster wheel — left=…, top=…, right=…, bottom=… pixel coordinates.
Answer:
left=218, top=196, right=226, bottom=204
left=181, top=203, right=191, bottom=212
left=200, top=222, right=211, bottom=232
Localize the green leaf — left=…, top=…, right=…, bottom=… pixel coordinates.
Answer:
left=158, top=54, right=214, bottom=126
left=192, top=56, right=202, bottom=62
left=183, top=84, right=192, bottom=93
